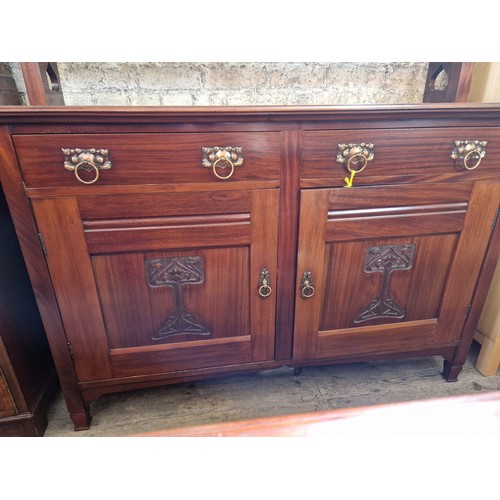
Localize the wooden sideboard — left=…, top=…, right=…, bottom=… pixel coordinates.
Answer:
left=0, top=104, right=499, bottom=431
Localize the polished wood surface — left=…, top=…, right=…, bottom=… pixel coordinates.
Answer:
left=0, top=125, right=87, bottom=429
left=301, top=127, right=500, bottom=186
left=14, top=132, right=281, bottom=189
left=0, top=184, right=57, bottom=436
left=1, top=104, right=499, bottom=430
left=31, top=187, right=278, bottom=390
left=292, top=181, right=499, bottom=363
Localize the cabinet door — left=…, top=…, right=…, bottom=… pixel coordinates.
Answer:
left=293, top=182, right=500, bottom=361
left=31, top=189, right=279, bottom=382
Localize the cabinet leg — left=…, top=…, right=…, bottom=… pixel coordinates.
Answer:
left=442, top=360, right=463, bottom=382
left=70, top=407, right=91, bottom=431
left=293, top=367, right=302, bottom=377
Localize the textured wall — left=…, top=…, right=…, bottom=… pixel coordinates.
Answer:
left=7, top=62, right=428, bottom=106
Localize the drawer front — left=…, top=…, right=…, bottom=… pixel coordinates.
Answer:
left=13, top=132, right=281, bottom=189
left=301, top=127, right=500, bottom=186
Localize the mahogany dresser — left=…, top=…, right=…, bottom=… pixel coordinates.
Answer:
left=0, top=104, right=499, bottom=431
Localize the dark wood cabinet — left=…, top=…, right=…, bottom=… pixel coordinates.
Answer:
left=0, top=184, right=58, bottom=436
left=1, top=104, right=499, bottom=431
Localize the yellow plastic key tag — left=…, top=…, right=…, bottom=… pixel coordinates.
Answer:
left=344, top=169, right=356, bottom=188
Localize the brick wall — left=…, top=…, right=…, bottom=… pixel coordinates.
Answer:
left=7, top=62, right=428, bottom=105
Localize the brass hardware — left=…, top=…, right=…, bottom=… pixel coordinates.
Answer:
left=62, top=148, right=112, bottom=185
left=300, top=270, right=315, bottom=298
left=337, top=143, right=375, bottom=173
left=450, top=140, right=487, bottom=170
left=258, top=268, right=272, bottom=298
left=202, top=146, right=244, bottom=180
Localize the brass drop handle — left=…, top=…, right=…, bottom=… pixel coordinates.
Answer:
left=212, top=156, right=235, bottom=180
left=202, top=146, right=244, bottom=180
left=258, top=268, right=272, bottom=298
left=62, top=148, right=112, bottom=185
left=450, top=140, right=487, bottom=170
left=337, top=143, right=375, bottom=174
left=300, top=270, right=315, bottom=299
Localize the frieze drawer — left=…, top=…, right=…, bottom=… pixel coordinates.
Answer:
left=13, top=131, right=281, bottom=190
left=301, top=127, right=500, bottom=187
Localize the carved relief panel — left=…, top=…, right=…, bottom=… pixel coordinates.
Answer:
left=31, top=188, right=279, bottom=381
left=293, top=183, right=486, bottom=362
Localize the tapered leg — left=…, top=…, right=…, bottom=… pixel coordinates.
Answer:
left=70, top=407, right=91, bottom=431
left=442, top=360, right=463, bottom=382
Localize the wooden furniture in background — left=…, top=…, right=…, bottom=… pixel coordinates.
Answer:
left=474, top=264, right=500, bottom=375
left=20, top=63, right=64, bottom=105
left=0, top=104, right=499, bottom=431
left=0, top=63, right=58, bottom=436
left=468, top=63, right=500, bottom=375
left=423, top=62, right=474, bottom=103
left=0, top=183, right=58, bottom=436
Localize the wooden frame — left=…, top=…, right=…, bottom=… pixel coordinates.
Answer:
left=20, top=63, right=64, bottom=105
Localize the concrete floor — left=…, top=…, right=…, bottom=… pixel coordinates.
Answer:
left=44, top=341, right=500, bottom=436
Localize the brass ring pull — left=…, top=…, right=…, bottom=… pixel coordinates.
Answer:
left=212, top=157, right=235, bottom=180
left=463, top=150, right=482, bottom=170
left=337, top=143, right=375, bottom=182
left=300, top=270, right=315, bottom=299
left=346, top=153, right=368, bottom=173
left=74, top=161, right=100, bottom=185
left=450, top=140, right=487, bottom=171
left=258, top=268, right=272, bottom=298
left=202, top=146, right=244, bottom=181
left=62, top=148, right=112, bottom=185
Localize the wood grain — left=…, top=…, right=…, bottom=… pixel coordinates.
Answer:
left=20, top=63, right=64, bottom=105
left=437, top=181, right=500, bottom=344
left=275, top=129, right=300, bottom=360
left=30, top=197, right=113, bottom=382
left=92, top=247, right=250, bottom=348
left=316, top=319, right=436, bottom=358
left=84, top=216, right=251, bottom=254
left=301, top=127, right=500, bottom=185
left=13, top=132, right=281, bottom=188
left=320, top=235, right=458, bottom=330
left=250, top=189, right=279, bottom=361
left=0, top=125, right=86, bottom=429
left=111, top=336, right=251, bottom=377
left=78, top=190, right=252, bottom=219
left=293, top=189, right=329, bottom=360
left=293, top=180, right=498, bottom=363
